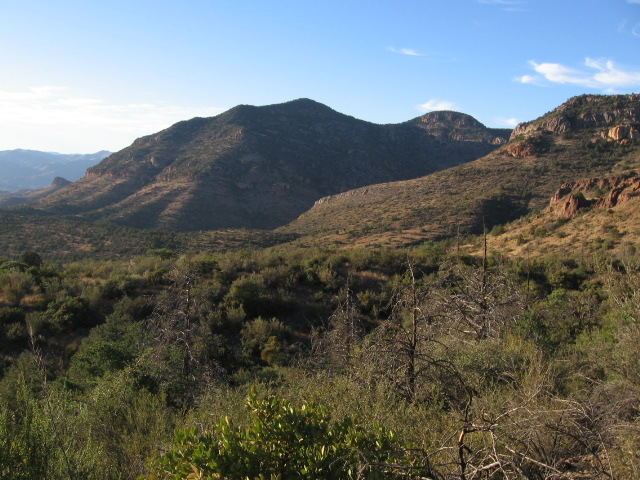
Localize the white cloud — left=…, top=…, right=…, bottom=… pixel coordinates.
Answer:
left=586, top=58, right=640, bottom=87
left=0, top=86, right=222, bottom=153
left=516, top=58, right=640, bottom=90
left=417, top=99, right=457, bottom=112
left=628, top=0, right=640, bottom=4
left=386, top=46, right=422, bottom=56
left=530, top=61, right=596, bottom=87
left=515, top=74, right=543, bottom=85
left=496, top=117, right=520, bottom=127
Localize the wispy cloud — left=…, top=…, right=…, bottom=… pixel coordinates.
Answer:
left=496, top=117, right=520, bottom=127
left=0, top=86, right=222, bottom=152
left=516, top=58, right=640, bottom=90
left=417, top=99, right=457, bottom=112
left=386, top=46, right=422, bottom=56
left=618, top=19, right=640, bottom=37
left=628, top=0, right=640, bottom=4
left=476, top=0, right=528, bottom=10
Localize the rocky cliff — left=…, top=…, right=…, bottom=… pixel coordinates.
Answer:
left=511, top=94, right=640, bottom=138
left=549, top=172, right=640, bottom=218
left=506, top=94, right=640, bottom=159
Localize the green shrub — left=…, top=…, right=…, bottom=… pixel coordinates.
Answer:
left=0, top=270, right=34, bottom=307
left=146, top=389, right=418, bottom=480
left=44, top=296, right=92, bottom=333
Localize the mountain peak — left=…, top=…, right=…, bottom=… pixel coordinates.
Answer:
left=25, top=98, right=508, bottom=231
left=51, top=177, right=71, bottom=187
left=512, top=93, right=640, bottom=139
left=408, top=110, right=510, bottom=145
left=257, top=98, right=343, bottom=118
left=417, top=110, right=483, bottom=128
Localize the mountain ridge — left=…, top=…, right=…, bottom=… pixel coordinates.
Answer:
left=280, top=94, right=640, bottom=248
left=18, top=98, right=510, bottom=231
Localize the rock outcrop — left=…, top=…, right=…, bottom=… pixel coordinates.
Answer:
left=550, top=186, right=591, bottom=218
left=511, top=94, right=640, bottom=140
left=511, top=116, right=571, bottom=139
left=505, top=138, right=539, bottom=158
left=606, top=124, right=640, bottom=141
left=416, top=111, right=511, bottom=143
left=549, top=172, right=640, bottom=218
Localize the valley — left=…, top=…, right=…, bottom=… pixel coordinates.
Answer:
left=1, top=93, right=640, bottom=479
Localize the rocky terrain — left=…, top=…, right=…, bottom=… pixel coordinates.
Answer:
left=281, top=94, right=640, bottom=248
left=549, top=172, right=640, bottom=219
left=13, top=99, right=509, bottom=231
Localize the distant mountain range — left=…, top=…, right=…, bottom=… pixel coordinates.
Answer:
left=0, top=149, right=111, bottom=191
left=16, top=99, right=510, bottom=231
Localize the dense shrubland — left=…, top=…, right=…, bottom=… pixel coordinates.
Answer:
left=0, top=244, right=639, bottom=479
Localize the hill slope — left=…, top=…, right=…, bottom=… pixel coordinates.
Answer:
left=18, top=99, right=509, bottom=231
left=281, top=94, right=640, bottom=248
left=480, top=170, right=640, bottom=259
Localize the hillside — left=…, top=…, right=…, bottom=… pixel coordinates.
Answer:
left=16, top=99, right=509, bottom=231
left=0, top=210, right=295, bottom=261
left=281, top=94, right=640, bottom=248
left=478, top=170, right=640, bottom=259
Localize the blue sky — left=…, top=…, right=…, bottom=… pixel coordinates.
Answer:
left=1, top=0, right=639, bottom=153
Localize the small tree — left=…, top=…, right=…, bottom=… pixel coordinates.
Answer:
left=19, top=251, right=43, bottom=269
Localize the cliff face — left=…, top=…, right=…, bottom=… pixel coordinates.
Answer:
left=511, top=94, right=640, bottom=138
left=24, top=99, right=509, bottom=231
left=550, top=172, right=640, bottom=218
left=505, top=94, right=640, bottom=159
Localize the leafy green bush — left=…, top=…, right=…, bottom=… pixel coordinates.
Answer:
left=146, top=389, right=416, bottom=480
left=44, top=296, right=92, bottom=333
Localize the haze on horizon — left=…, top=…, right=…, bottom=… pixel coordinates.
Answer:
left=0, top=0, right=639, bottom=154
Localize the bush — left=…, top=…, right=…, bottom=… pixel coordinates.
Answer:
left=146, top=389, right=418, bottom=480
left=19, top=252, right=43, bottom=269
left=44, top=296, right=92, bottom=333
left=0, top=270, right=34, bottom=307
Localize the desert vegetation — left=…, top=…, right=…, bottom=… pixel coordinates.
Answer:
left=1, top=241, right=639, bottom=479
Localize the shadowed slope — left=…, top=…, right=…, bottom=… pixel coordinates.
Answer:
left=20, top=99, right=510, bottom=231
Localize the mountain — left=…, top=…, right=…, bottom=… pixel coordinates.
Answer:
left=18, top=99, right=510, bottom=231
left=280, top=94, right=640, bottom=248
left=0, top=150, right=111, bottom=191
